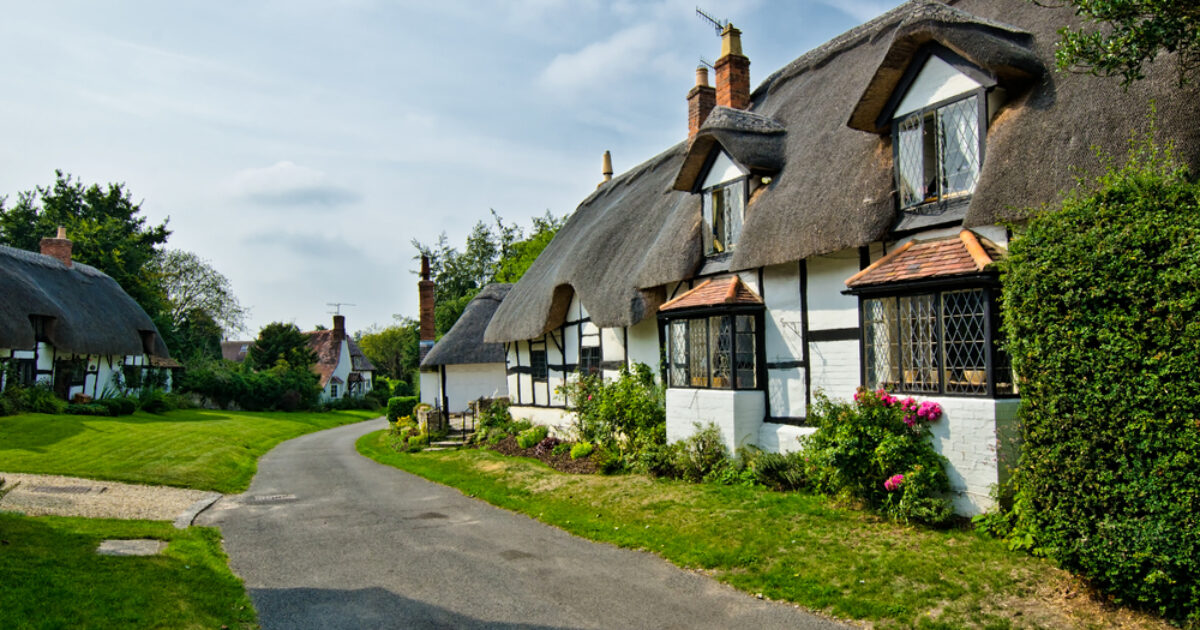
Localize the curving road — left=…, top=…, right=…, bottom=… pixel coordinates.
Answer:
left=198, top=418, right=845, bottom=630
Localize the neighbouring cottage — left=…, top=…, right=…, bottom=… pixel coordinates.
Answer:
left=221, top=316, right=375, bottom=401
left=482, top=0, right=1200, bottom=514
left=306, top=315, right=375, bottom=401
left=0, top=228, right=180, bottom=399
left=418, top=283, right=511, bottom=413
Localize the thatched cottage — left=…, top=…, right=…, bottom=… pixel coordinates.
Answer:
left=306, top=315, right=376, bottom=401
left=482, top=0, right=1200, bottom=514
left=0, top=228, right=179, bottom=399
left=419, top=283, right=511, bottom=413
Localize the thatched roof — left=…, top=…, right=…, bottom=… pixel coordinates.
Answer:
left=0, top=243, right=171, bottom=357
left=423, top=284, right=512, bottom=367
left=673, top=107, right=787, bottom=191
left=485, top=0, right=1200, bottom=342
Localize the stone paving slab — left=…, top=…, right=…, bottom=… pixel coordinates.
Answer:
left=96, top=539, right=166, bottom=556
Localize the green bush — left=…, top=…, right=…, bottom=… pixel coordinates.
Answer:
left=516, top=425, right=549, bottom=449
left=478, top=399, right=512, bottom=430
left=551, top=442, right=571, bottom=457
left=998, top=128, right=1200, bottom=623
left=23, top=385, right=66, bottom=415
left=569, top=441, right=594, bottom=460
left=560, top=362, right=665, bottom=459
left=323, top=395, right=378, bottom=411
left=671, top=424, right=730, bottom=483
left=745, top=449, right=811, bottom=492
left=179, top=360, right=320, bottom=411
left=386, top=396, right=418, bottom=422
left=802, top=389, right=952, bottom=526
left=65, top=403, right=111, bottom=416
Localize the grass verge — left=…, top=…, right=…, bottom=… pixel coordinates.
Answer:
left=0, top=408, right=378, bottom=493
left=358, top=430, right=1170, bottom=630
left=0, top=512, right=255, bottom=630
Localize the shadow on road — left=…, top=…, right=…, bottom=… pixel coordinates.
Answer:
left=252, top=586, right=583, bottom=630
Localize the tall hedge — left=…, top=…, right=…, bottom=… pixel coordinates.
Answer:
left=1001, top=134, right=1200, bottom=622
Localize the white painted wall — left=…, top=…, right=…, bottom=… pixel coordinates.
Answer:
left=928, top=397, right=1021, bottom=515
left=895, top=55, right=981, bottom=116
left=666, top=388, right=766, bottom=454
left=626, top=317, right=660, bottom=372
left=419, top=370, right=440, bottom=408
left=508, top=405, right=575, bottom=435
left=442, top=363, right=507, bottom=412
left=805, top=250, right=860, bottom=331
left=763, top=262, right=806, bottom=418
left=757, top=423, right=816, bottom=454
left=702, top=150, right=747, bottom=189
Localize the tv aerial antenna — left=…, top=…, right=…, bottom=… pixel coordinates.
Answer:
left=327, top=302, right=356, bottom=315
left=699, top=56, right=714, bottom=69
left=695, top=7, right=728, bottom=35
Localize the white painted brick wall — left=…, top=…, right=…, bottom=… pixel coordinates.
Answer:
left=666, top=388, right=765, bottom=453
left=928, top=397, right=1021, bottom=515
left=757, top=423, right=816, bottom=454
left=808, top=340, right=860, bottom=400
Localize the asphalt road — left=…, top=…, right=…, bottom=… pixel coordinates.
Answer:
left=198, top=417, right=846, bottom=630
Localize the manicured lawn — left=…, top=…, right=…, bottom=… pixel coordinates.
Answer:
left=0, top=408, right=378, bottom=493
left=0, top=512, right=255, bottom=630
left=358, top=430, right=1169, bottom=630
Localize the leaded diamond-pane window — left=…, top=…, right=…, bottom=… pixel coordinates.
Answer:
left=669, top=320, right=688, bottom=387
left=661, top=311, right=761, bottom=391
left=862, top=288, right=1010, bottom=397
left=702, top=179, right=746, bottom=255
left=896, top=93, right=981, bottom=211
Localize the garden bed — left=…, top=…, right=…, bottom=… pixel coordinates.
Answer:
left=486, top=436, right=598, bottom=475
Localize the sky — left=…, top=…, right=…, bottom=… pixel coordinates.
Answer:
left=0, top=0, right=894, bottom=338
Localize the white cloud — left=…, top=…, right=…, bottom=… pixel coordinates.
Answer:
left=228, top=161, right=360, bottom=208
left=538, top=23, right=672, bottom=98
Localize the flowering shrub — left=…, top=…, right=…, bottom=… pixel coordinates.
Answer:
left=559, top=362, right=665, bottom=456
left=802, top=388, right=953, bottom=525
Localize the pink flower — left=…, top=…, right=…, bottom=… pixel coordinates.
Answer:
left=587, top=395, right=592, bottom=401
left=903, top=416, right=916, bottom=428
left=884, top=474, right=905, bottom=492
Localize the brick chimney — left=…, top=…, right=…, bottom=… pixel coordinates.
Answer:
left=418, top=255, right=436, bottom=362
left=688, top=66, right=716, bottom=138
left=714, top=24, right=750, bottom=110
left=332, top=314, right=346, bottom=342
left=40, top=226, right=73, bottom=268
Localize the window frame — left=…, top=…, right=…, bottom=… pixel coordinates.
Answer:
left=700, top=177, right=748, bottom=256
left=855, top=279, right=1016, bottom=398
left=529, top=346, right=548, bottom=381
left=892, top=89, right=988, bottom=214
left=658, top=306, right=765, bottom=392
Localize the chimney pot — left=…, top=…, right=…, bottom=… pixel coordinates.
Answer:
left=602, top=150, right=613, bottom=183
left=687, top=65, right=717, bottom=138
left=715, top=23, right=750, bottom=111
left=40, top=226, right=73, bottom=268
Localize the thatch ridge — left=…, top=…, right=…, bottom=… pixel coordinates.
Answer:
left=0, top=243, right=170, bottom=357
left=425, top=283, right=512, bottom=366
left=485, top=0, right=1200, bottom=341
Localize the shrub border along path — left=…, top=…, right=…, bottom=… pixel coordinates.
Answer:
left=358, top=430, right=1172, bottom=630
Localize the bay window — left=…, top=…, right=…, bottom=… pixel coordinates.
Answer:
left=861, top=287, right=1014, bottom=397
left=665, top=310, right=762, bottom=390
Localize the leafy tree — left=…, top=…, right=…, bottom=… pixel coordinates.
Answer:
left=152, top=249, right=247, bottom=339
left=494, top=211, right=566, bottom=283
left=169, top=308, right=224, bottom=364
left=1038, top=0, right=1200, bottom=86
left=246, top=323, right=316, bottom=371
left=0, top=171, right=171, bottom=316
left=357, top=318, right=421, bottom=387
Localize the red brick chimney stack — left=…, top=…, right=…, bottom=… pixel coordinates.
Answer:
left=418, top=255, right=436, bottom=361
left=40, top=226, right=73, bottom=268
left=714, top=24, right=750, bottom=110
left=688, top=66, right=717, bottom=138
left=332, top=315, right=346, bottom=342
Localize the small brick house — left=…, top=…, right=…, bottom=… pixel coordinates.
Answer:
left=306, top=315, right=375, bottom=401
left=479, top=0, right=1200, bottom=515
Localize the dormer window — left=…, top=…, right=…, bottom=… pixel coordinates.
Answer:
left=891, top=53, right=989, bottom=212
left=700, top=151, right=748, bottom=256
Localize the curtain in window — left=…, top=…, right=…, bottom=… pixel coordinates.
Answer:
left=725, top=181, right=744, bottom=251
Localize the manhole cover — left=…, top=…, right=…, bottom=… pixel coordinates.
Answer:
left=30, top=485, right=99, bottom=494
left=248, top=494, right=297, bottom=504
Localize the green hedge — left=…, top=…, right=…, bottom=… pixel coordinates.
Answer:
left=386, top=396, right=418, bottom=422
left=1000, top=133, right=1200, bottom=623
